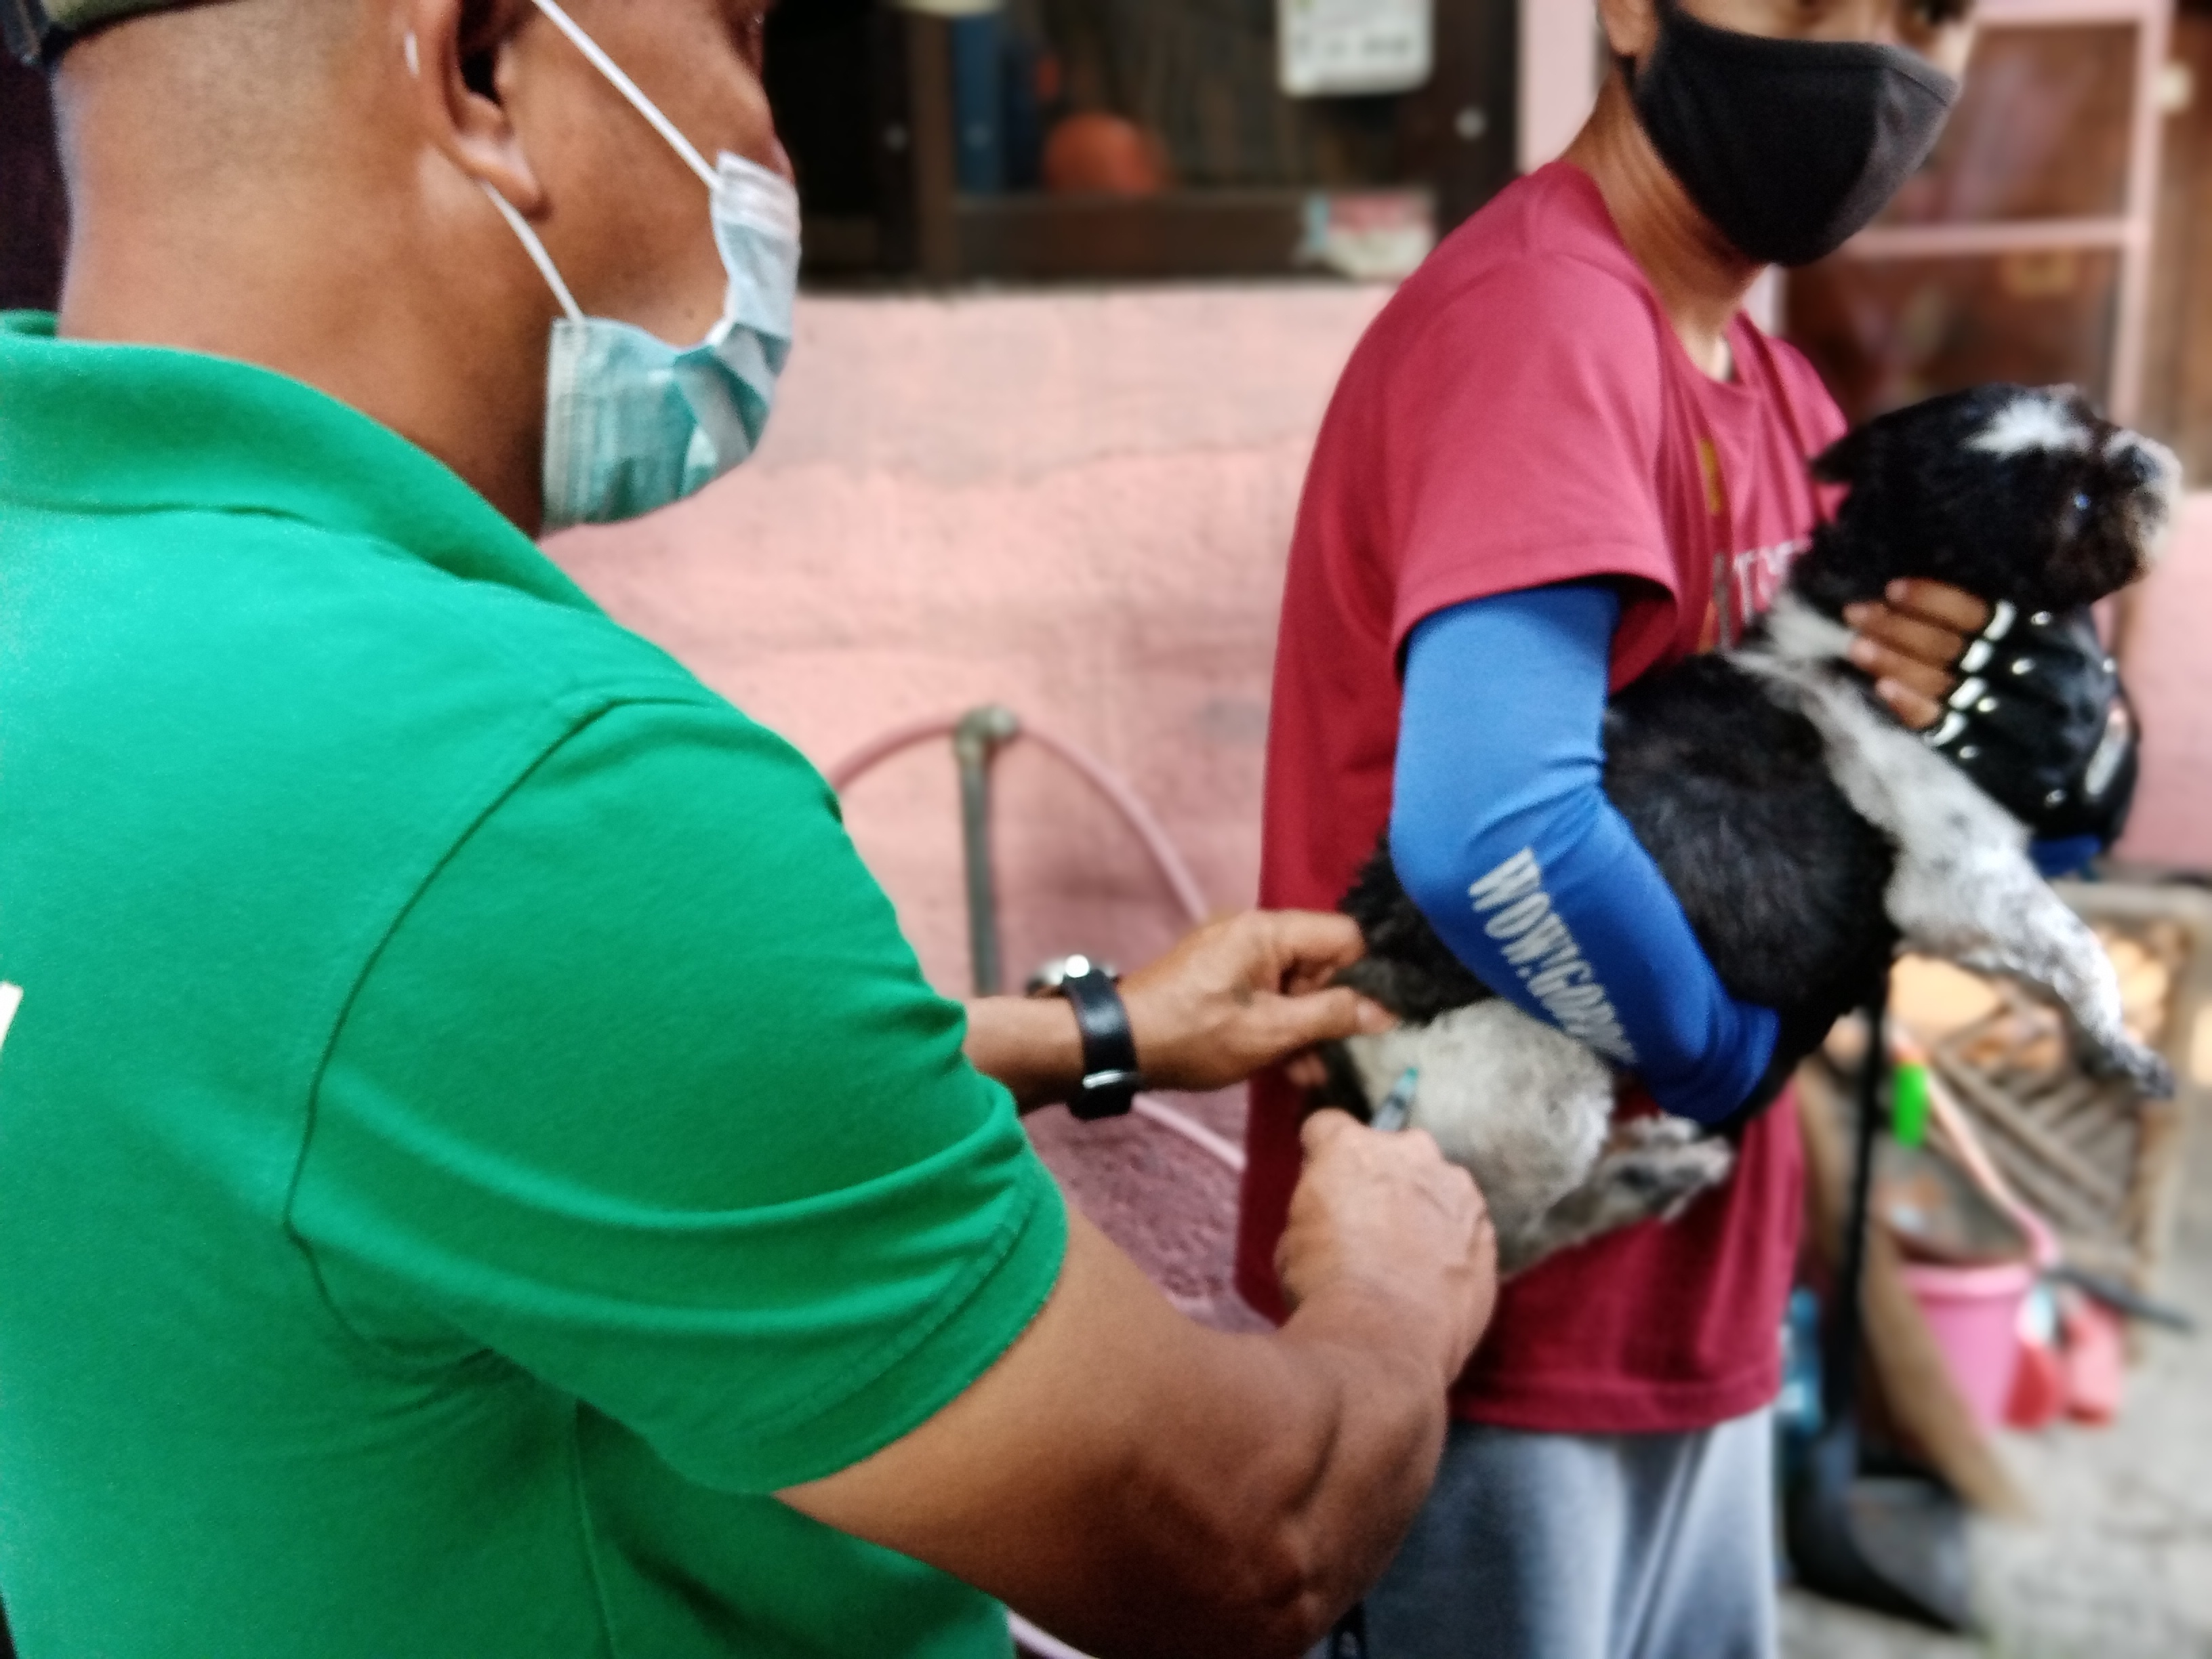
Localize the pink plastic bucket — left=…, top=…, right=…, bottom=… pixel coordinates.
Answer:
left=1900, top=1256, right=2040, bottom=1429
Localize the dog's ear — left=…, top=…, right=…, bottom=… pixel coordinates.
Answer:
left=1811, top=426, right=1875, bottom=486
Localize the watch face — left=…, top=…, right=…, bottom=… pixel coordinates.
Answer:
left=1025, top=956, right=1074, bottom=997
left=1025, top=954, right=1112, bottom=996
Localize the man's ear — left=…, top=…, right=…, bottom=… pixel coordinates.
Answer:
left=1812, top=426, right=1875, bottom=487
left=1593, top=0, right=1662, bottom=66
left=399, top=0, right=544, bottom=213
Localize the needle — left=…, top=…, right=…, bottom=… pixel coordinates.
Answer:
left=1371, top=1067, right=1419, bottom=1134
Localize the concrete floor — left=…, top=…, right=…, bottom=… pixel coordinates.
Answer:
left=1035, top=1088, right=2212, bottom=1659
left=1780, top=1107, right=2212, bottom=1659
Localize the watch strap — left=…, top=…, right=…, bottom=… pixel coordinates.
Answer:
left=1060, top=966, right=1143, bottom=1121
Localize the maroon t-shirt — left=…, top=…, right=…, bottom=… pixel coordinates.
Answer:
left=1236, top=162, right=1847, bottom=1433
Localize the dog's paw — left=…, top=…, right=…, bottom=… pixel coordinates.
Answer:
left=1597, top=1120, right=1737, bottom=1222
left=1612, top=1114, right=1705, bottom=1152
left=2084, top=1035, right=2176, bottom=1101
left=1500, top=1121, right=1735, bottom=1273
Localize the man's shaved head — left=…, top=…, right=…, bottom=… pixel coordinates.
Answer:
left=52, top=0, right=784, bottom=531
left=57, top=0, right=376, bottom=184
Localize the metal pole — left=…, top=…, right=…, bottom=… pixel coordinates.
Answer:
left=954, top=704, right=1021, bottom=996
left=1829, top=972, right=1891, bottom=1423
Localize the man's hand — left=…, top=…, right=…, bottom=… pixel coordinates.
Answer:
left=1845, top=579, right=1993, bottom=730
left=781, top=1115, right=1500, bottom=1658
left=1120, top=910, right=1395, bottom=1095
left=966, top=909, right=1392, bottom=1110
left=1277, top=1110, right=1498, bottom=1389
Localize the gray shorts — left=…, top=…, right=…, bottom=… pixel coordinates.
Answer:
left=1322, top=1408, right=1778, bottom=1659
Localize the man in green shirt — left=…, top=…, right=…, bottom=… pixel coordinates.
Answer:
left=0, top=0, right=1500, bottom=1654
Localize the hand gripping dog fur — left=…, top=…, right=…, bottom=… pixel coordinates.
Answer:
left=1326, top=386, right=2182, bottom=1273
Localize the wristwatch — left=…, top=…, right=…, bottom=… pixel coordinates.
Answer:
left=1027, top=955, right=1144, bottom=1122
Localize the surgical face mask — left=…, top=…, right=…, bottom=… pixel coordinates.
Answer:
left=481, top=0, right=802, bottom=530
left=1625, top=0, right=1960, bottom=268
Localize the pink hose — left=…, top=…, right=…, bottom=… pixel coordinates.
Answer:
left=823, top=714, right=1212, bottom=931
left=1133, top=1095, right=1248, bottom=1174
left=821, top=715, right=966, bottom=796
left=1015, top=728, right=1212, bottom=930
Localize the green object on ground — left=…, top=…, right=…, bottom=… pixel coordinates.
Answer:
left=1892, top=1061, right=1932, bottom=1149
left=0, top=312, right=1067, bottom=1658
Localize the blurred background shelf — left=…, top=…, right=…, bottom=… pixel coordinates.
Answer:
left=768, top=0, right=1516, bottom=286
left=1787, top=0, right=2173, bottom=428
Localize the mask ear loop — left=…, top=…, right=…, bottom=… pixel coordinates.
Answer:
left=403, top=23, right=589, bottom=322
left=526, top=0, right=720, bottom=192
left=402, top=19, right=587, bottom=322
left=480, top=184, right=587, bottom=325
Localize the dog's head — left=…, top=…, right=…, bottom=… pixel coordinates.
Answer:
left=1803, top=385, right=2182, bottom=614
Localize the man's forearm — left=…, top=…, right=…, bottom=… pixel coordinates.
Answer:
left=1019, top=1213, right=1471, bottom=1658
left=783, top=1208, right=1481, bottom=1659
left=964, top=995, right=1084, bottom=1113
left=1194, top=1290, right=1457, bottom=1645
left=1038, top=1271, right=1457, bottom=1657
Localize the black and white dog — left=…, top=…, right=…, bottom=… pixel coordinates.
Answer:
left=1324, top=385, right=2182, bottom=1273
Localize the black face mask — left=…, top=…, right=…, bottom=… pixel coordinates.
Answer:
left=1626, top=1, right=1961, bottom=268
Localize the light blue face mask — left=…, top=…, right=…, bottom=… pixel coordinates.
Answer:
left=482, top=0, right=801, bottom=530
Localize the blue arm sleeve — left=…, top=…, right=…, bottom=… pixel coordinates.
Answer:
left=2032, top=836, right=2103, bottom=880
left=1391, top=585, right=1779, bottom=1125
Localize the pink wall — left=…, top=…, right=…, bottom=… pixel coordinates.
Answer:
left=552, top=285, right=1393, bottom=998
left=2118, top=491, right=2212, bottom=871
left=553, top=287, right=2212, bottom=1005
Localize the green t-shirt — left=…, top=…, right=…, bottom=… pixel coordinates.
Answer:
left=0, top=312, right=1067, bottom=1657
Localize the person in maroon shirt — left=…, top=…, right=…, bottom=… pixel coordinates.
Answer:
left=1239, top=4, right=2015, bottom=1656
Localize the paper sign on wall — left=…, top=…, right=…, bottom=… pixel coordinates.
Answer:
left=1279, top=0, right=1434, bottom=99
